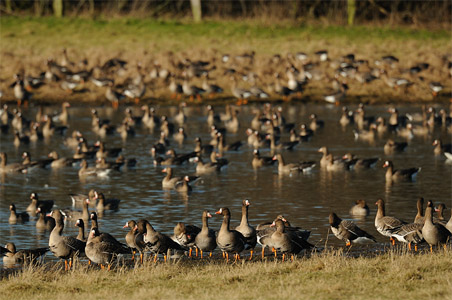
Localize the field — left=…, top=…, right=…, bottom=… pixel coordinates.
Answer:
left=0, top=17, right=451, bottom=104
left=1, top=249, right=452, bottom=300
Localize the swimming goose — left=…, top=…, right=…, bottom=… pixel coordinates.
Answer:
left=375, top=199, right=406, bottom=244
left=383, top=160, right=420, bottom=182
left=36, top=207, right=56, bottom=231
left=194, top=210, right=217, bottom=258
left=235, top=200, right=257, bottom=260
left=95, top=191, right=120, bottom=212
left=433, top=139, right=452, bottom=156
left=9, top=204, right=30, bottom=224
left=329, top=212, right=376, bottom=246
left=70, top=189, right=97, bottom=208
left=384, top=139, right=408, bottom=155
left=215, top=207, right=247, bottom=261
left=0, top=152, right=28, bottom=173
left=252, top=149, right=275, bottom=169
left=349, top=199, right=370, bottom=217
left=27, top=192, right=54, bottom=214
left=342, top=153, right=379, bottom=170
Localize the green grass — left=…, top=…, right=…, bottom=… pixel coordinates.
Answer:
left=1, top=17, right=450, bottom=55
left=1, top=249, right=452, bottom=300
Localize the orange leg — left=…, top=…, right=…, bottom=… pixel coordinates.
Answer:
left=64, top=260, right=68, bottom=271
left=154, top=254, right=158, bottom=263
left=430, top=245, right=433, bottom=253
left=209, top=252, right=212, bottom=258
left=273, top=247, right=277, bottom=257
left=195, top=247, right=199, bottom=257
left=112, top=101, right=119, bottom=109
left=189, top=95, right=194, bottom=102
left=164, top=255, right=167, bottom=262
left=414, top=244, right=418, bottom=252
left=249, top=250, right=253, bottom=261
left=261, top=247, right=265, bottom=259
left=222, top=251, right=225, bottom=258
left=225, top=252, right=229, bottom=262
left=140, top=253, right=143, bottom=264
left=134, top=98, right=140, bottom=104
left=346, top=241, right=351, bottom=247
left=107, top=264, right=111, bottom=271
left=408, top=243, right=412, bottom=251
left=189, top=248, right=192, bottom=257
left=282, top=254, right=285, bottom=262
left=196, top=94, right=202, bottom=102
left=291, top=254, right=294, bottom=262
left=390, top=237, right=395, bottom=246
left=200, top=250, right=203, bottom=259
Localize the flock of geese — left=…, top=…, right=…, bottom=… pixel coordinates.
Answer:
left=4, top=47, right=451, bottom=108
left=1, top=96, right=451, bottom=270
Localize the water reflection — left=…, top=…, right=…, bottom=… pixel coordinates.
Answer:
left=0, top=103, right=451, bottom=266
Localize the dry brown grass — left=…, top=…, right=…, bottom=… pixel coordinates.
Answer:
left=0, top=17, right=451, bottom=105
left=1, top=249, right=452, bottom=300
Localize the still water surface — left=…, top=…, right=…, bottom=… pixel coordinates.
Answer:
left=0, top=103, right=451, bottom=266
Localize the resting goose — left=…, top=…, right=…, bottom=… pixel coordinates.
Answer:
left=215, top=207, right=247, bottom=262
left=3, top=242, right=48, bottom=266
left=329, top=212, right=376, bottom=246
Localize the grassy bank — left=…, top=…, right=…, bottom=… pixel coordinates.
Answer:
left=0, top=17, right=451, bottom=104
left=1, top=249, right=452, bottom=300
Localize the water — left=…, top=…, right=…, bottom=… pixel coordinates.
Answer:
left=0, top=103, right=451, bottom=266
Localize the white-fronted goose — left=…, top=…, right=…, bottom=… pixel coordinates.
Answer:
left=85, top=227, right=130, bottom=269
left=194, top=210, right=217, bottom=258
left=309, top=114, right=324, bottom=131
left=49, top=209, right=85, bottom=270
left=384, top=139, right=408, bottom=155
left=64, top=196, right=90, bottom=220
left=252, top=149, right=275, bottom=169
left=383, top=160, right=420, bottom=182
left=390, top=222, right=424, bottom=251
left=435, top=203, right=447, bottom=224
left=433, top=139, right=452, bottom=156
left=89, top=212, right=128, bottom=250
left=375, top=199, right=406, bottom=244
left=36, top=207, right=56, bottom=231
left=194, top=137, right=214, bottom=155
left=95, top=141, right=122, bottom=159
left=215, top=207, right=247, bottom=261
left=268, top=219, right=308, bottom=261
left=9, top=204, right=29, bottom=224
left=194, top=156, right=222, bottom=174
left=123, top=220, right=138, bottom=260
left=422, top=201, right=452, bottom=251
left=172, top=222, right=201, bottom=256
left=141, top=219, right=186, bottom=262
left=318, top=146, right=330, bottom=168
left=162, top=167, right=182, bottom=189
left=75, top=219, right=87, bottom=242
left=3, top=242, right=48, bottom=266
left=329, top=212, right=376, bottom=246
left=175, top=176, right=193, bottom=193
left=257, top=215, right=312, bottom=258
left=414, top=197, right=425, bottom=224
left=48, top=151, right=75, bottom=168
left=95, top=191, right=120, bottom=212
left=235, top=200, right=257, bottom=260
left=70, top=189, right=97, bottom=208
left=342, top=153, right=379, bottom=170
left=78, top=160, right=111, bottom=178
left=349, top=199, right=370, bottom=217
left=27, top=192, right=54, bottom=214
left=0, top=152, right=27, bottom=173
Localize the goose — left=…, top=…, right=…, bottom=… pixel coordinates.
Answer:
left=49, top=209, right=86, bottom=270
left=390, top=222, right=424, bottom=251
left=215, top=207, right=247, bottom=261
left=3, top=242, right=48, bottom=266
left=375, top=199, right=406, bottom=244
left=383, top=160, right=420, bottom=182
left=9, top=204, right=30, bottom=224
left=349, top=199, right=370, bottom=217
left=235, top=200, right=257, bottom=260
left=384, top=139, right=408, bottom=155
left=329, top=212, right=376, bottom=246
left=123, top=220, right=138, bottom=260
left=266, top=219, right=309, bottom=261
left=252, top=149, right=275, bottom=169
left=172, top=222, right=201, bottom=257
left=194, top=210, right=217, bottom=258
left=36, top=207, right=56, bottom=231
left=422, top=201, right=452, bottom=252
left=342, top=153, right=379, bottom=170
left=141, top=219, right=186, bottom=262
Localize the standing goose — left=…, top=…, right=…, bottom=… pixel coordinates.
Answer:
left=172, top=222, right=201, bottom=257
left=422, top=201, right=452, bottom=252
left=123, top=220, right=138, bottom=260
left=235, top=200, right=257, bottom=260
left=414, top=197, right=426, bottom=224
left=268, top=219, right=308, bottom=261
left=194, top=210, right=217, bottom=259
left=85, top=227, right=130, bottom=270
left=215, top=207, right=247, bottom=262
left=383, top=160, right=420, bottom=182
left=329, top=212, right=376, bottom=246
left=375, top=199, right=406, bottom=244
left=9, top=204, right=29, bottom=224
left=89, top=212, right=127, bottom=249
left=75, top=219, right=87, bottom=242
left=390, top=222, right=424, bottom=251
left=49, top=210, right=85, bottom=270
left=142, top=219, right=186, bottom=262
left=3, top=242, right=48, bottom=266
